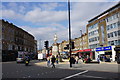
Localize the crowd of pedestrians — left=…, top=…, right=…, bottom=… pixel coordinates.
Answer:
left=46, top=54, right=92, bottom=68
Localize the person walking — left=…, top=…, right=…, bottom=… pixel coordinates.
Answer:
left=51, top=55, right=56, bottom=68
left=47, top=56, right=51, bottom=67
left=56, top=55, right=59, bottom=64
left=75, top=56, right=79, bottom=64
left=69, top=56, right=75, bottom=67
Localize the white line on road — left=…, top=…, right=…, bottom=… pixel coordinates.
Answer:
left=82, top=75, right=105, bottom=79
left=60, top=70, right=88, bottom=80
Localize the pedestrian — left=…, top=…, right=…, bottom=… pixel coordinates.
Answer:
left=47, top=56, right=51, bottom=67
left=97, top=56, right=100, bottom=63
left=75, top=56, right=79, bottom=64
left=69, top=55, right=75, bottom=67
left=51, top=55, right=56, bottom=68
left=56, top=55, right=59, bottom=64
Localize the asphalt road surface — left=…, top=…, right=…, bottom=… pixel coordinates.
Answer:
left=2, top=60, right=119, bottom=80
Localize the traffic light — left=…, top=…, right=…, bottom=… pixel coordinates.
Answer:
left=66, top=44, right=69, bottom=48
left=71, top=41, right=74, bottom=49
left=64, top=44, right=69, bottom=50
left=44, top=41, right=49, bottom=49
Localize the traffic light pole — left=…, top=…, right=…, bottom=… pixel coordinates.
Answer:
left=68, top=0, right=72, bottom=57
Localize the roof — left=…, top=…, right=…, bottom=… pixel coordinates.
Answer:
left=1, top=19, right=35, bottom=39
left=88, top=2, right=120, bottom=23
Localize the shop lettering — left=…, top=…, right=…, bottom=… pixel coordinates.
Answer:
left=96, top=46, right=112, bottom=51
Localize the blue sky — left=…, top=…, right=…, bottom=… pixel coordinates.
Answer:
left=1, top=0, right=119, bottom=49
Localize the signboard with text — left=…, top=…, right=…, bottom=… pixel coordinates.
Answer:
left=96, top=46, right=112, bottom=51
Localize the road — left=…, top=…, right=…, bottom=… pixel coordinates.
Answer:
left=2, top=60, right=119, bottom=80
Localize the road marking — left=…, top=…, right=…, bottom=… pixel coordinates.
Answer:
left=60, top=70, right=88, bottom=80
left=82, top=75, right=105, bottom=79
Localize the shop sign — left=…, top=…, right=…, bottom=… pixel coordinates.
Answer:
left=78, top=50, right=83, bottom=52
left=96, top=47, right=104, bottom=51
left=83, top=49, right=91, bottom=51
left=77, top=49, right=91, bottom=52
left=104, top=46, right=112, bottom=51
left=96, top=46, right=112, bottom=51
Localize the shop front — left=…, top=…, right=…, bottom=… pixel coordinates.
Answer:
left=95, top=46, right=116, bottom=62
left=76, top=49, right=95, bottom=60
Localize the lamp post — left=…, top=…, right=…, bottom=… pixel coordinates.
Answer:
left=68, top=0, right=72, bottom=57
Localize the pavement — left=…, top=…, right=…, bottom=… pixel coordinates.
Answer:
left=34, top=59, right=119, bottom=73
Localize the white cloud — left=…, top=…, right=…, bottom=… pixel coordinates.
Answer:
left=38, top=3, right=59, bottom=11
left=24, top=8, right=67, bottom=23
left=20, top=23, right=68, bottom=48
left=2, top=10, right=23, bottom=19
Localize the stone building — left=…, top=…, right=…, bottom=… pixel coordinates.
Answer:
left=1, top=19, right=37, bottom=61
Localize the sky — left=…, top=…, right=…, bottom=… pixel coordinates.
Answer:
left=0, top=0, right=119, bottom=49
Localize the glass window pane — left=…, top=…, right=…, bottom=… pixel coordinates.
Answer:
left=118, top=30, right=120, bottom=36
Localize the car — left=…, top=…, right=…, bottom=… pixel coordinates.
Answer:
left=16, top=57, right=25, bottom=63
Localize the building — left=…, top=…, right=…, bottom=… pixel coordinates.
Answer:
left=86, top=2, right=120, bottom=61
left=81, top=33, right=88, bottom=50
left=74, top=33, right=88, bottom=50
left=74, top=37, right=81, bottom=50
left=1, top=19, right=37, bottom=61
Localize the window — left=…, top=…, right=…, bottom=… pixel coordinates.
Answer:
left=118, top=40, right=120, bottom=45
left=118, top=30, right=120, bottom=36
left=111, top=32, right=113, bottom=37
left=114, top=40, right=118, bottom=45
left=111, top=41, right=114, bottom=45
left=116, top=13, right=119, bottom=18
left=111, top=24, right=113, bottom=29
left=111, top=15, right=114, bottom=20
left=108, top=41, right=111, bottom=46
left=97, top=37, right=99, bottom=40
left=108, top=33, right=110, bottom=38
left=114, top=31, right=117, bottom=36
left=118, top=21, right=120, bottom=27
left=106, top=18, right=108, bottom=22
left=107, top=25, right=109, bottom=30
left=113, top=14, right=116, bottom=19
left=95, top=37, right=97, bottom=41
left=114, top=23, right=117, bottom=28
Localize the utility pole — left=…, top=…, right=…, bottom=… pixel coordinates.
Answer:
left=68, top=0, right=72, bottom=57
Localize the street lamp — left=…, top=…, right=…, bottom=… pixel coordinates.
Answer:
left=68, top=0, right=72, bottom=57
